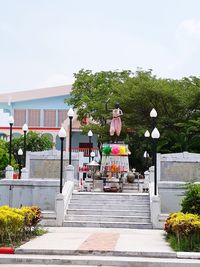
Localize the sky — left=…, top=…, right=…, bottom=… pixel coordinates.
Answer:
left=0, top=0, right=200, bottom=94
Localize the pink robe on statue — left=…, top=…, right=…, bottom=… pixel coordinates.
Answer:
left=110, top=108, right=123, bottom=136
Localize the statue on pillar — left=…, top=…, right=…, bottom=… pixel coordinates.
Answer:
left=106, top=99, right=123, bottom=143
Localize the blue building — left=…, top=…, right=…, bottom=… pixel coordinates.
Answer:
left=0, top=85, right=97, bottom=161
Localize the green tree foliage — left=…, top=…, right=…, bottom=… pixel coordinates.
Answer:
left=0, top=140, right=9, bottom=173
left=67, top=69, right=200, bottom=171
left=181, top=183, right=200, bottom=215
left=10, top=131, right=54, bottom=162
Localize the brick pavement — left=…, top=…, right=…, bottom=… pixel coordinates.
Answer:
left=79, top=232, right=120, bottom=251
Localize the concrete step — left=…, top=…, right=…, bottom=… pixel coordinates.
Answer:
left=68, top=192, right=151, bottom=229
left=67, top=209, right=150, bottom=216
left=122, top=187, right=139, bottom=191
left=123, top=186, right=141, bottom=190
left=65, top=214, right=150, bottom=223
left=1, top=254, right=200, bottom=266
left=63, top=221, right=153, bottom=229
left=123, top=183, right=140, bottom=188
left=40, top=211, right=56, bottom=226
left=71, top=194, right=149, bottom=198
left=68, top=204, right=150, bottom=210
left=41, top=210, right=56, bottom=219
left=70, top=200, right=150, bottom=205
left=123, top=190, right=139, bottom=193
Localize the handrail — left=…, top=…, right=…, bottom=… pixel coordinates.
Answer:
left=62, top=180, right=74, bottom=211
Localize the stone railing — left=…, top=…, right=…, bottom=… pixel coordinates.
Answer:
left=55, top=165, right=75, bottom=226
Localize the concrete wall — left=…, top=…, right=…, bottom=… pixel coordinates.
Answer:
left=157, top=152, right=200, bottom=213
left=0, top=179, right=59, bottom=210
left=158, top=182, right=186, bottom=213
left=26, top=150, right=81, bottom=181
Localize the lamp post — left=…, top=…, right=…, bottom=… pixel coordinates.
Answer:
left=88, top=130, right=93, bottom=162
left=67, top=108, right=74, bottom=165
left=143, top=150, right=149, bottom=170
left=144, top=130, right=150, bottom=166
left=18, top=148, right=23, bottom=179
left=150, top=108, right=158, bottom=195
left=151, top=127, right=160, bottom=195
left=58, top=127, right=66, bottom=193
left=8, top=116, right=14, bottom=165
left=22, top=123, right=28, bottom=168
left=150, top=108, right=157, bottom=130
left=144, top=108, right=160, bottom=195
left=90, top=151, right=95, bottom=161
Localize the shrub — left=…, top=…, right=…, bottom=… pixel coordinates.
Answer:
left=181, top=183, right=200, bottom=215
left=0, top=205, right=42, bottom=246
left=164, top=212, right=200, bottom=251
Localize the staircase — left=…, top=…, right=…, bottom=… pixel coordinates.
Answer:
left=64, top=192, right=152, bottom=229
left=123, top=179, right=144, bottom=193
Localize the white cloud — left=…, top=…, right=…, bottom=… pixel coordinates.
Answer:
left=163, top=19, right=200, bottom=78
left=178, top=19, right=200, bottom=39
left=35, top=73, right=74, bottom=89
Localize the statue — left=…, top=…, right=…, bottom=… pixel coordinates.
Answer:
left=106, top=99, right=123, bottom=143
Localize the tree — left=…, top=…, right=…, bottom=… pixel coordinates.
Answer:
left=67, top=69, right=200, bottom=171
left=9, top=131, right=54, bottom=162
left=0, top=140, right=9, bottom=175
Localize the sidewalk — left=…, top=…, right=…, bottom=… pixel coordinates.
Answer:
left=16, top=227, right=175, bottom=257
left=1, top=227, right=200, bottom=266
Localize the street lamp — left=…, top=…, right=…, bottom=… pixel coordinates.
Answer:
left=67, top=108, right=74, bottom=165
left=143, top=151, right=149, bottom=170
left=18, top=148, right=23, bottom=179
left=90, top=151, right=95, bottom=161
left=150, top=108, right=157, bottom=130
left=22, top=123, right=28, bottom=167
left=8, top=116, right=14, bottom=165
left=58, top=127, right=66, bottom=193
left=151, top=127, right=160, bottom=195
left=88, top=130, right=93, bottom=162
left=144, top=130, right=150, bottom=164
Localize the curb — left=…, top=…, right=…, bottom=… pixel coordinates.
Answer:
left=0, top=254, right=200, bottom=266
left=0, top=247, right=15, bottom=254
left=15, top=248, right=200, bottom=260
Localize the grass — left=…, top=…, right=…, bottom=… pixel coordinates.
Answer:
left=166, top=233, right=200, bottom=252
left=0, top=226, right=48, bottom=248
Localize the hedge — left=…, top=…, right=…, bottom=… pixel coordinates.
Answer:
left=0, top=205, right=41, bottom=245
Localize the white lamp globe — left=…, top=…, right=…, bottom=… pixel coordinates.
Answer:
left=144, top=130, right=150, bottom=137
left=150, top=108, right=157, bottom=118
left=90, top=151, right=95, bottom=158
left=58, top=127, right=66, bottom=138
left=22, top=123, right=28, bottom=132
left=67, top=108, right=74, bottom=118
left=8, top=115, right=14, bottom=125
left=18, top=148, right=23, bottom=155
left=88, top=130, right=93, bottom=137
left=151, top=127, right=160, bottom=139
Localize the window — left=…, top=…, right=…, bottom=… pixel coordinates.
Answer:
left=14, top=109, right=26, bottom=126
left=58, top=110, right=68, bottom=127
left=28, top=109, right=40, bottom=127
left=44, top=109, right=56, bottom=127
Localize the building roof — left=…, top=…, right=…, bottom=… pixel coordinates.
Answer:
left=0, top=85, right=72, bottom=103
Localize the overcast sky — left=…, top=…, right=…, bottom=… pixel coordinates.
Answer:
left=1, top=0, right=200, bottom=93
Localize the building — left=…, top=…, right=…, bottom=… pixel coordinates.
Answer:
left=0, top=85, right=97, bottom=161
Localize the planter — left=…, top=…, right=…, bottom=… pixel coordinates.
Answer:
left=127, top=172, right=135, bottom=183
left=13, top=173, right=19, bottom=179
